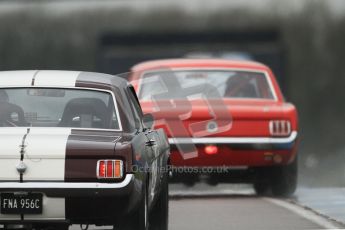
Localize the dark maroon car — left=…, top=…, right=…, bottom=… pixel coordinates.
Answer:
left=0, top=71, right=170, bottom=230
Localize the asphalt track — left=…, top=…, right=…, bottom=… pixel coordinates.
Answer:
left=71, top=183, right=345, bottom=230
left=167, top=183, right=344, bottom=230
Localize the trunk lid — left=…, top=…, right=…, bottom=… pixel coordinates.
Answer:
left=141, top=99, right=296, bottom=137
left=0, top=128, right=123, bottom=182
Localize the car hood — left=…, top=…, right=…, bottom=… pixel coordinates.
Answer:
left=0, top=127, right=122, bottom=182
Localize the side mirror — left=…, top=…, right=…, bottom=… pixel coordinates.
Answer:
left=143, top=113, right=154, bottom=129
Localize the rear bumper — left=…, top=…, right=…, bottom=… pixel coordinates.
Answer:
left=0, top=174, right=142, bottom=225
left=0, top=174, right=134, bottom=197
left=169, top=131, right=299, bottom=167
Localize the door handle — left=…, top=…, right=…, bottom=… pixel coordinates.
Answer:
left=145, top=139, right=156, bottom=147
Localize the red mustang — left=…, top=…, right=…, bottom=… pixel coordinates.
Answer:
left=130, top=59, right=298, bottom=196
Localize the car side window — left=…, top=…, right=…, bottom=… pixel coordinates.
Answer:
left=126, top=86, right=143, bottom=129
left=128, top=86, right=144, bottom=117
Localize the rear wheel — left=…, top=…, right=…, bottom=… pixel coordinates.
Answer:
left=253, top=181, right=270, bottom=196
left=271, top=156, right=298, bottom=197
left=54, top=224, right=69, bottom=230
left=207, top=174, right=219, bottom=186
left=182, top=174, right=198, bottom=187
left=253, top=156, right=298, bottom=197
left=4, top=225, right=33, bottom=230
left=253, top=167, right=271, bottom=196
left=118, top=182, right=149, bottom=230
left=149, top=173, right=169, bottom=230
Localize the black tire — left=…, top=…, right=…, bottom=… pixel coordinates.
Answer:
left=253, top=182, right=270, bottom=196
left=55, top=225, right=69, bottom=230
left=31, top=224, right=69, bottom=230
left=4, top=225, right=34, bottom=230
left=149, top=173, right=169, bottom=230
left=182, top=174, right=198, bottom=187
left=271, top=156, right=298, bottom=197
left=207, top=174, right=219, bottom=186
left=253, top=167, right=271, bottom=196
left=118, top=182, right=149, bottom=230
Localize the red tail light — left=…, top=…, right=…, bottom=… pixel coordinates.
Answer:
left=106, top=161, right=113, bottom=178
left=269, top=120, right=291, bottom=136
left=97, top=160, right=123, bottom=179
left=98, top=161, right=106, bottom=178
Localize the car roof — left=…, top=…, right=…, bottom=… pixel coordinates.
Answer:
left=131, top=58, right=270, bottom=72
left=0, top=70, right=128, bottom=90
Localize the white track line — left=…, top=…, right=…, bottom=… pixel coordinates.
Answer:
left=169, top=188, right=253, bottom=197
left=264, top=197, right=343, bottom=229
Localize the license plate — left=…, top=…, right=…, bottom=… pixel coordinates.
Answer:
left=0, top=193, right=43, bottom=214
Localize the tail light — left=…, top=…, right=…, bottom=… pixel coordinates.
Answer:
left=97, top=160, right=123, bottom=179
left=269, top=120, right=291, bottom=136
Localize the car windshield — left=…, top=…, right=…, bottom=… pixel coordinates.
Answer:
left=138, top=70, right=275, bottom=100
left=0, top=88, right=120, bottom=130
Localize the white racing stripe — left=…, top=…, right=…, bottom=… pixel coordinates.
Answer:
left=0, top=128, right=28, bottom=220
left=23, top=128, right=71, bottom=220
left=0, top=127, right=71, bottom=220
left=0, top=128, right=28, bottom=180
left=264, top=197, right=342, bottom=229
left=24, top=128, right=71, bottom=181
left=0, top=71, right=36, bottom=86
left=0, top=70, right=81, bottom=87
left=0, top=71, right=79, bottom=221
left=34, top=71, right=80, bottom=87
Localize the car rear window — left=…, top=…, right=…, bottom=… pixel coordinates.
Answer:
left=0, top=88, right=121, bottom=130
left=138, top=70, right=275, bottom=100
